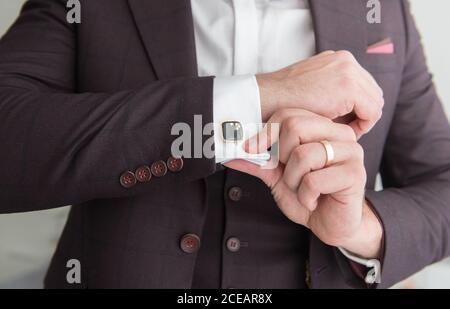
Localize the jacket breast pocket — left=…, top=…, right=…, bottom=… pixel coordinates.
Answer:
left=359, top=53, right=403, bottom=75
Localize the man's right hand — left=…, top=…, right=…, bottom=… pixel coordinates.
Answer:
left=256, top=50, right=384, bottom=138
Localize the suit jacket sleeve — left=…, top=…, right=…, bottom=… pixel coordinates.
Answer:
left=365, top=0, right=450, bottom=288
left=0, top=0, right=216, bottom=213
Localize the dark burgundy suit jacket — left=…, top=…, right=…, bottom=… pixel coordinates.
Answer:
left=1, top=0, right=450, bottom=289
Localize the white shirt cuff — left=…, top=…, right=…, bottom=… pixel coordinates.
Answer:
left=213, top=75, right=269, bottom=164
left=338, top=247, right=381, bottom=285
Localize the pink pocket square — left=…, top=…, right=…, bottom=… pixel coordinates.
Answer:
left=367, top=38, right=395, bottom=54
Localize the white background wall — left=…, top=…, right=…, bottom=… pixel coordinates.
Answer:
left=411, top=0, right=450, bottom=116
left=0, top=0, right=449, bottom=288
left=0, top=0, right=25, bottom=37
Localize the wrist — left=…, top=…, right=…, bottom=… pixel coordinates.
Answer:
left=340, top=199, right=383, bottom=259
left=256, top=73, right=279, bottom=122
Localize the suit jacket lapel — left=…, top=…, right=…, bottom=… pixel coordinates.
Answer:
left=127, top=0, right=198, bottom=79
left=310, top=0, right=367, bottom=55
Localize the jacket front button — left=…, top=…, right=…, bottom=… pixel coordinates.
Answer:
left=151, top=160, right=168, bottom=177
left=228, top=187, right=243, bottom=202
left=180, top=233, right=201, bottom=254
left=167, top=156, right=184, bottom=172
left=135, top=165, right=152, bottom=183
left=226, top=237, right=241, bottom=252
left=120, top=171, right=137, bottom=188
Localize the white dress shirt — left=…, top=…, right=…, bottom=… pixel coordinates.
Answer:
left=192, top=0, right=314, bottom=163
left=191, top=0, right=380, bottom=284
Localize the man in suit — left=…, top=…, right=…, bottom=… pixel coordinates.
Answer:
left=0, top=0, right=449, bottom=289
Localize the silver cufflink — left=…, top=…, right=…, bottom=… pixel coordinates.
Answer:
left=222, top=121, right=244, bottom=142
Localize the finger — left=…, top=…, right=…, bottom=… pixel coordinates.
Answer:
left=329, top=51, right=383, bottom=137
left=357, top=76, right=384, bottom=114
left=278, top=116, right=356, bottom=164
left=357, top=62, right=384, bottom=99
left=297, top=163, right=366, bottom=212
left=316, top=50, right=336, bottom=57
left=270, top=180, right=311, bottom=226
left=349, top=68, right=384, bottom=137
left=244, top=109, right=319, bottom=154
left=333, top=50, right=383, bottom=100
left=282, top=142, right=363, bottom=191
left=348, top=83, right=383, bottom=138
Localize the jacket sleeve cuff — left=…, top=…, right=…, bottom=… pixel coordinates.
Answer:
left=364, top=188, right=418, bottom=288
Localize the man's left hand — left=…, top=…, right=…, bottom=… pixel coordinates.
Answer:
left=225, top=109, right=383, bottom=259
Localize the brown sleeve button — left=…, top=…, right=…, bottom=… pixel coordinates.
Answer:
left=228, top=186, right=243, bottom=202
left=151, top=160, right=168, bottom=177
left=135, top=165, right=152, bottom=183
left=180, top=233, right=201, bottom=254
left=167, top=156, right=184, bottom=172
left=226, top=237, right=241, bottom=252
left=120, top=171, right=137, bottom=188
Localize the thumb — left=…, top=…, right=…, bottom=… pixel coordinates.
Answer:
left=244, top=108, right=316, bottom=154
left=244, top=122, right=280, bottom=154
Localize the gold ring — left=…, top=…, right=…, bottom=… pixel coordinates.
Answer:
left=320, top=140, right=335, bottom=167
